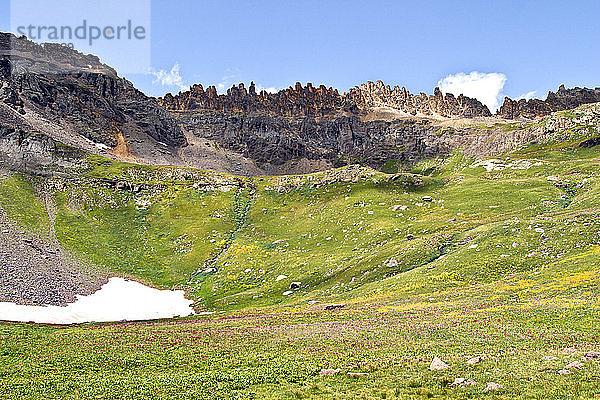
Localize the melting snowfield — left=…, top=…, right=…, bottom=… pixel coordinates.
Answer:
left=0, top=278, right=195, bottom=324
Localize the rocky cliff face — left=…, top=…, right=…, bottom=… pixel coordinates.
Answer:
left=498, top=85, right=600, bottom=119
left=2, top=32, right=600, bottom=178
left=161, top=78, right=600, bottom=174
left=0, top=33, right=186, bottom=153
left=176, top=112, right=446, bottom=170
left=0, top=126, right=86, bottom=176
left=159, top=80, right=494, bottom=172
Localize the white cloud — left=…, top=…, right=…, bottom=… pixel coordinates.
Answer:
left=216, top=83, right=228, bottom=93
left=517, top=91, right=537, bottom=101
left=216, top=69, right=240, bottom=94
left=151, top=65, right=279, bottom=95
left=214, top=68, right=280, bottom=95
left=255, top=84, right=278, bottom=94
left=150, top=63, right=187, bottom=91
left=437, top=71, right=507, bottom=113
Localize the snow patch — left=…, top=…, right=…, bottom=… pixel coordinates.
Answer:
left=0, top=278, right=194, bottom=324
left=95, top=143, right=110, bottom=150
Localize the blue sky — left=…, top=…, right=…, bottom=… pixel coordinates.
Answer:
left=1, top=0, right=599, bottom=111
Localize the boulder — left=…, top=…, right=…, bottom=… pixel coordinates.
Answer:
left=558, top=369, right=571, bottom=375
left=319, top=368, right=341, bottom=376
left=483, top=382, right=504, bottom=392
left=542, top=356, right=558, bottom=361
left=466, top=356, right=483, bottom=365
left=430, top=356, right=450, bottom=370
left=450, top=378, right=465, bottom=387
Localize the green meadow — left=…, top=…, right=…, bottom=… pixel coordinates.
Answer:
left=1, top=110, right=600, bottom=399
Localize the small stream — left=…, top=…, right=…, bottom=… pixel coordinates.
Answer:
left=0, top=278, right=195, bottom=324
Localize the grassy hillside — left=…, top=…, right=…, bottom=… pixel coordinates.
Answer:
left=1, top=105, right=600, bottom=399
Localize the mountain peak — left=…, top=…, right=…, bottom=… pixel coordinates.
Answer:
left=0, top=32, right=116, bottom=77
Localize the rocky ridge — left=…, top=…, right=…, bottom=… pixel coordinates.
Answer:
left=158, top=77, right=600, bottom=174
left=163, top=79, right=600, bottom=122
left=158, top=79, right=491, bottom=119
left=158, top=80, right=497, bottom=172
left=1, top=32, right=600, bottom=177
left=159, top=81, right=354, bottom=118
left=346, top=81, right=492, bottom=118
left=497, top=85, right=600, bottom=119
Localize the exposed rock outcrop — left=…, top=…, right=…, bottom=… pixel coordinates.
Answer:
left=0, top=126, right=86, bottom=175
left=0, top=33, right=116, bottom=77
left=159, top=81, right=355, bottom=118
left=0, top=33, right=186, bottom=151
left=498, top=85, right=600, bottom=119
left=175, top=111, right=447, bottom=170
left=159, top=80, right=491, bottom=119
left=2, top=32, right=600, bottom=178
left=264, top=165, right=424, bottom=193
left=159, top=80, right=494, bottom=172
left=346, top=81, right=492, bottom=118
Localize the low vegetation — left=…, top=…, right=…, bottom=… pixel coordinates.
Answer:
left=1, top=109, right=600, bottom=399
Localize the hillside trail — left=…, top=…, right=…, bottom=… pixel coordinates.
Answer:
left=188, top=180, right=256, bottom=284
